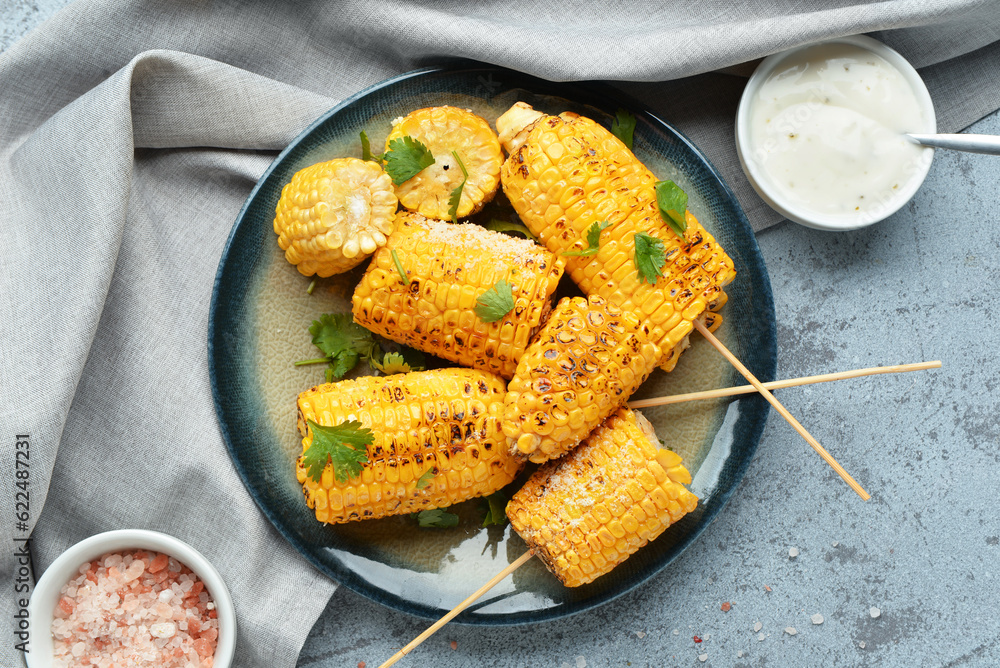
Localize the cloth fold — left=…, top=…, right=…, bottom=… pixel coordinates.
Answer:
left=3, top=1, right=1000, bottom=666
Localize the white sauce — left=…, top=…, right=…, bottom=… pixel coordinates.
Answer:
left=747, top=43, right=931, bottom=220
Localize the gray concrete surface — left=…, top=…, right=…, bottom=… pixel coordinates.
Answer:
left=6, top=3, right=999, bottom=666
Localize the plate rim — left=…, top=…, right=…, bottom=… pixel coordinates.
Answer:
left=208, top=62, right=776, bottom=626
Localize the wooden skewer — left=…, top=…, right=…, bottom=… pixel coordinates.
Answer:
left=377, top=356, right=938, bottom=665
left=627, top=360, right=941, bottom=409
left=378, top=550, right=536, bottom=668
left=693, top=320, right=870, bottom=500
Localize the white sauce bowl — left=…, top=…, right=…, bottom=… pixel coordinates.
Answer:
left=26, top=529, right=236, bottom=668
left=736, top=34, right=936, bottom=231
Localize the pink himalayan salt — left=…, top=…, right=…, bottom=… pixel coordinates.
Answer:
left=50, top=550, right=218, bottom=668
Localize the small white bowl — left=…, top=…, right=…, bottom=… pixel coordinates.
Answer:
left=736, top=34, right=936, bottom=231
left=27, top=529, right=236, bottom=668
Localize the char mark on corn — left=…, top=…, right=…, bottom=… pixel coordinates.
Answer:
left=507, top=408, right=697, bottom=587
left=352, top=212, right=565, bottom=378
left=498, top=105, right=737, bottom=372
left=295, top=368, right=523, bottom=524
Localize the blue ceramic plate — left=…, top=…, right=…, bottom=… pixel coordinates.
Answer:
left=208, top=64, right=776, bottom=624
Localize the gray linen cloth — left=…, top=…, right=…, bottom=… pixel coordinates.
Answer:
left=2, top=1, right=999, bottom=666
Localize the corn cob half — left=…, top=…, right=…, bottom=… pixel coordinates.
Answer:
left=351, top=212, right=566, bottom=378
left=295, top=368, right=522, bottom=524
left=273, top=157, right=397, bottom=277
left=507, top=408, right=697, bottom=587
left=503, top=294, right=660, bottom=464
left=497, top=104, right=737, bottom=372
left=386, top=106, right=503, bottom=220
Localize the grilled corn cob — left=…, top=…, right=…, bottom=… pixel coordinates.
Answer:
left=503, top=295, right=660, bottom=463
left=273, top=157, right=397, bottom=277
left=497, top=103, right=737, bottom=371
left=386, top=106, right=503, bottom=220
left=351, top=212, right=566, bottom=378
left=507, top=408, right=697, bottom=587
left=295, top=368, right=522, bottom=524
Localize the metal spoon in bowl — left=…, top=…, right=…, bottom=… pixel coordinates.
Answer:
left=906, top=133, right=1000, bottom=155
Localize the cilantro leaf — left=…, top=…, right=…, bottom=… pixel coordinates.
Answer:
left=329, top=350, right=360, bottom=379
left=482, top=218, right=538, bottom=242
left=384, top=136, right=435, bottom=185
left=611, top=108, right=636, bottom=150
left=562, top=220, right=611, bottom=257
left=481, top=491, right=508, bottom=527
left=302, top=419, right=373, bottom=484
left=415, top=468, right=435, bottom=490
left=371, top=352, right=413, bottom=375
left=417, top=508, right=459, bottom=528
left=474, top=279, right=515, bottom=323
left=297, top=313, right=379, bottom=380
left=634, top=232, right=667, bottom=285
left=391, top=248, right=409, bottom=285
left=447, top=151, right=469, bottom=223
left=654, top=180, right=688, bottom=239
left=310, top=313, right=371, bottom=360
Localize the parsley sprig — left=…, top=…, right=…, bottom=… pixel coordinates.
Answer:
left=655, top=180, right=688, bottom=239
left=415, top=469, right=435, bottom=490
left=295, top=313, right=379, bottom=381
left=447, top=151, right=469, bottom=223
left=474, top=279, right=516, bottom=323
left=296, top=313, right=425, bottom=380
left=301, top=419, right=374, bottom=483
left=483, top=219, right=538, bottom=242
left=371, top=351, right=425, bottom=375
left=562, top=220, right=611, bottom=257
left=611, top=108, right=636, bottom=149
left=384, top=136, right=435, bottom=185
left=633, top=232, right=667, bottom=285
left=481, top=491, right=508, bottom=527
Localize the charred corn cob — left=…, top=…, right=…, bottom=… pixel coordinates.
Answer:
left=273, top=157, right=397, bottom=277
left=497, top=103, right=737, bottom=371
left=351, top=212, right=566, bottom=378
left=386, top=106, right=503, bottom=220
left=507, top=408, right=697, bottom=587
left=503, top=295, right=660, bottom=463
left=295, top=368, right=522, bottom=524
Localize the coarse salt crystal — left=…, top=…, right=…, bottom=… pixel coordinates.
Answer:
left=758, top=632, right=765, bottom=642
left=636, top=631, right=646, bottom=638
left=859, top=641, right=866, bottom=648
left=870, top=607, right=881, bottom=619
left=788, top=547, right=800, bottom=558
left=785, top=627, right=797, bottom=635
left=698, top=654, right=708, bottom=662
left=812, top=614, right=824, bottom=625
left=753, top=622, right=762, bottom=632
left=151, top=622, right=176, bottom=638
left=50, top=550, right=218, bottom=668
